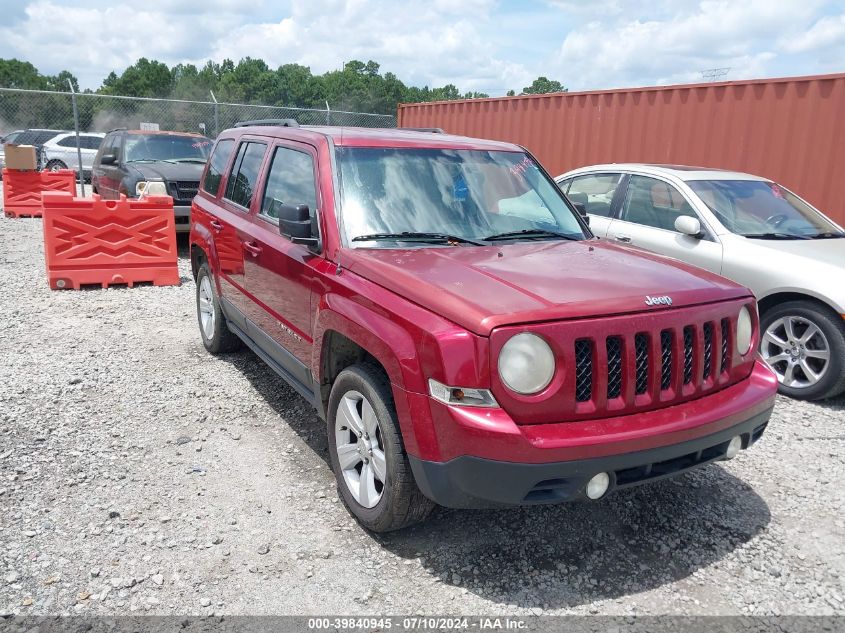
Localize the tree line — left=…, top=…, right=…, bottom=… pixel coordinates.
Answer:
left=0, top=57, right=566, bottom=115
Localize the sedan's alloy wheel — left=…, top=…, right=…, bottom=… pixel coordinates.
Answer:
left=761, top=315, right=830, bottom=388
left=334, top=390, right=387, bottom=509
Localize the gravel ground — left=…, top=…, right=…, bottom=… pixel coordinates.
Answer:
left=0, top=209, right=844, bottom=617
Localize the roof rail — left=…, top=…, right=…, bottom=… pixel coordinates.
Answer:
left=107, top=127, right=128, bottom=133
left=234, top=118, right=299, bottom=128
left=400, top=127, right=444, bottom=133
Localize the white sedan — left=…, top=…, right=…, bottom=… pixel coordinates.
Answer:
left=556, top=163, right=845, bottom=401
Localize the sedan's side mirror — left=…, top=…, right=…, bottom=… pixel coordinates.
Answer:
left=278, top=203, right=319, bottom=249
left=100, top=153, right=117, bottom=165
left=675, top=215, right=702, bottom=238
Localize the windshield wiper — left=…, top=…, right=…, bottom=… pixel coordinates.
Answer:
left=808, top=231, right=845, bottom=239
left=351, top=232, right=486, bottom=246
left=172, top=158, right=207, bottom=163
left=743, top=232, right=812, bottom=240
left=126, top=158, right=178, bottom=164
left=483, top=228, right=579, bottom=242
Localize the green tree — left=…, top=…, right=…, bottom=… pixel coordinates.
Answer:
left=521, top=76, right=567, bottom=94
left=100, top=58, right=173, bottom=98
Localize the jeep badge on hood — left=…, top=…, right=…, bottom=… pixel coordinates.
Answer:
left=645, top=295, right=673, bottom=306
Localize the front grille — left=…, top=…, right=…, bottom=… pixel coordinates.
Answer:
left=635, top=333, right=649, bottom=395
left=683, top=326, right=694, bottom=384
left=720, top=318, right=730, bottom=374
left=606, top=336, right=623, bottom=399
left=660, top=330, right=673, bottom=390
left=703, top=322, right=713, bottom=379
left=574, top=339, right=593, bottom=402
left=171, top=180, right=200, bottom=201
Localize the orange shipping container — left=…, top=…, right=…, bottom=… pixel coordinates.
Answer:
left=397, top=72, right=845, bottom=227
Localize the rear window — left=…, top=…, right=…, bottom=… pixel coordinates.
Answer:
left=202, top=139, right=235, bottom=196
left=224, top=141, right=267, bottom=209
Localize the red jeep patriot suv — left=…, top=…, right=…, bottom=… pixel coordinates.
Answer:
left=190, top=120, right=777, bottom=532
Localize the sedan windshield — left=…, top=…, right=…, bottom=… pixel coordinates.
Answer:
left=687, top=179, right=843, bottom=238
left=337, top=147, right=587, bottom=246
left=124, top=135, right=212, bottom=163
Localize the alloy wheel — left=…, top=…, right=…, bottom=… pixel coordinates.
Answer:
left=198, top=275, right=216, bottom=340
left=334, top=390, right=386, bottom=508
left=761, top=315, right=830, bottom=389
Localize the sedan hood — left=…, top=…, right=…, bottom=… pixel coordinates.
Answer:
left=745, top=236, right=845, bottom=267
left=127, top=161, right=205, bottom=182
left=344, top=240, right=750, bottom=335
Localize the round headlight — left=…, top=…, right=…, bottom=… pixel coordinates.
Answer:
left=498, top=333, right=555, bottom=395
left=736, top=306, right=753, bottom=355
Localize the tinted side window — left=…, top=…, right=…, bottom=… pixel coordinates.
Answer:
left=621, top=175, right=696, bottom=232
left=84, top=136, right=103, bottom=150
left=260, top=147, right=318, bottom=221
left=224, top=142, right=266, bottom=209
left=58, top=136, right=77, bottom=148
left=202, top=139, right=235, bottom=196
left=566, top=173, right=623, bottom=217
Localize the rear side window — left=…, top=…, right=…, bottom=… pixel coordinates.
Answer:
left=83, top=136, right=103, bottom=150
left=224, top=142, right=267, bottom=209
left=565, top=173, right=623, bottom=217
left=202, top=139, right=235, bottom=196
left=260, top=146, right=318, bottom=221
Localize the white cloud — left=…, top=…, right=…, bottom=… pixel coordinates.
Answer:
left=207, top=0, right=532, bottom=93
left=780, top=13, right=845, bottom=53
left=551, top=0, right=832, bottom=90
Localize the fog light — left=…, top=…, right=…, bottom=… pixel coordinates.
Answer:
left=56, top=279, right=66, bottom=289
left=725, top=435, right=742, bottom=459
left=585, top=472, right=610, bottom=500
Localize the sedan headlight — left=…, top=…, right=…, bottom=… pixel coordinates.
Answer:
left=498, top=332, right=556, bottom=394
left=736, top=306, right=753, bottom=355
left=136, top=180, right=168, bottom=197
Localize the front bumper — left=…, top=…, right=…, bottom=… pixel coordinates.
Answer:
left=410, top=408, right=771, bottom=508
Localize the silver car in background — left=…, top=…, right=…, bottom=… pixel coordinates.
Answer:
left=556, top=164, right=845, bottom=400
left=41, top=132, right=105, bottom=178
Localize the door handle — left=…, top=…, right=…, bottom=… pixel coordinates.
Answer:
left=209, top=220, right=223, bottom=232
left=242, top=241, right=263, bottom=257
left=615, top=235, right=632, bottom=243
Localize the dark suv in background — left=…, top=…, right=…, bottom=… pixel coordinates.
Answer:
left=91, top=129, right=212, bottom=231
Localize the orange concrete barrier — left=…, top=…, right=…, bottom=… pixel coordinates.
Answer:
left=41, top=193, right=180, bottom=290
left=2, top=168, right=76, bottom=218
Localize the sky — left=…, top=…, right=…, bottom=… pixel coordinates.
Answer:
left=0, top=0, right=843, bottom=95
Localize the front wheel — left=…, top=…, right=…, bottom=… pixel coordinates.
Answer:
left=760, top=300, right=845, bottom=400
left=46, top=160, right=68, bottom=172
left=327, top=364, right=434, bottom=532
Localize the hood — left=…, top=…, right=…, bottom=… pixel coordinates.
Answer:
left=343, top=240, right=751, bottom=336
left=743, top=236, right=845, bottom=267
left=127, top=161, right=205, bottom=182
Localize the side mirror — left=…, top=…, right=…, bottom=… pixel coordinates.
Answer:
left=100, top=153, right=117, bottom=165
left=278, top=203, right=319, bottom=249
left=572, top=202, right=590, bottom=226
left=675, top=215, right=702, bottom=237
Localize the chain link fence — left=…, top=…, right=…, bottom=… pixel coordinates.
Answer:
left=0, top=88, right=396, bottom=137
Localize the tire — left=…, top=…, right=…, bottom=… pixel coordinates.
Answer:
left=760, top=300, right=845, bottom=400
left=327, top=363, right=435, bottom=532
left=195, top=262, right=241, bottom=354
left=46, top=159, right=68, bottom=172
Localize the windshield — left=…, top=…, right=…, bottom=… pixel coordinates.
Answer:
left=124, top=135, right=212, bottom=163
left=687, top=179, right=842, bottom=238
left=337, top=147, right=587, bottom=246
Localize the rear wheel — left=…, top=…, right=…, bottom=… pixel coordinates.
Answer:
left=760, top=300, right=845, bottom=400
left=195, top=262, right=241, bottom=354
left=327, top=364, right=434, bottom=532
